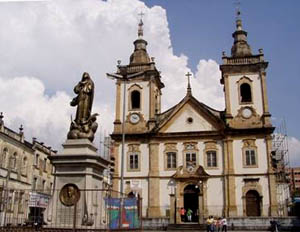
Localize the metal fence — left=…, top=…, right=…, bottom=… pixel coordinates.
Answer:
left=0, top=188, right=142, bottom=231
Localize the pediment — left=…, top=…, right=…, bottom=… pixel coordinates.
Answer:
left=159, top=101, right=220, bottom=133
left=172, top=165, right=210, bottom=180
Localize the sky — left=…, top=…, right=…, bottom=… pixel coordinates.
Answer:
left=0, top=0, right=299, bottom=166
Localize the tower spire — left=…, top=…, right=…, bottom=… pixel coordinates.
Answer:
left=231, top=1, right=252, bottom=57
left=129, top=11, right=150, bottom=65
left=185, top=72, right=192, bottom=96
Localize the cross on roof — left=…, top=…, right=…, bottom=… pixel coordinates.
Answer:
left=138, top=11, right=145, bottom=20
left=234, top=0, right=241, bottom=19
left=185, top=72, right=192, bottom=84
left=185, top=72, right=192, bottom=95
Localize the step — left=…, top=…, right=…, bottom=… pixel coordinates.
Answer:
left=167, top=223, right=206, bottom=230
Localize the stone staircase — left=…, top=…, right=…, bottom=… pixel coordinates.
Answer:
left=167, top=223, right=206, bottom=231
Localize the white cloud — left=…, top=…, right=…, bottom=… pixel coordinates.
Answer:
left=0, top=0, right=48, bottom=2
left=0, top=0, right=224, bottom=150
left=0, top=76, right=71, bottom=148
left=288, top=136, right=300, bottom=167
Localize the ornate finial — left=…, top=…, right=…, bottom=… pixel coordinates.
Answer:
left=234, top=0, right=242, bottom=30
left=19, top=125, right=24, bottom=136
left=0, top=112, right=3, bottom=125
left=185, top=72, right=192, bottom=95
left=138, top=11, right=145, bottom=38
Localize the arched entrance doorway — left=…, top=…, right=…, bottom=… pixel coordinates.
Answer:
left=245, top=190, right=261, bottom=216
left=184, top=184, right=200, bottom=222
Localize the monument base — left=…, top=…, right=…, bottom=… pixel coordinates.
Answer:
left=48, top=139, right=110, bottom=229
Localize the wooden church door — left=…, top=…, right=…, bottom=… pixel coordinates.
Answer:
left=246, top=190, right=261, bottom=216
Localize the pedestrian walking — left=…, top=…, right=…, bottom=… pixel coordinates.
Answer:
left=216, top=217, right=222, bottom=232
left=221, top=217, right=227, bottom=232
left=180, top=207, right=186, bottom=222
left=206, top=216, right=214, bottom=232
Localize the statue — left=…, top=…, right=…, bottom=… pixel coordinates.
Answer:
left=67, top=72, right=98, bottom=142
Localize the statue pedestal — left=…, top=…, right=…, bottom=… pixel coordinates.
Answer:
left=48, top=139, right=110, bottom=229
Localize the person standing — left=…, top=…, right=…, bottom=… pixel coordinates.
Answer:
left=216, top=217, right=222, bottom=232
left=221, top=217, right=227, bottom=232
left=180, top=207, right=186, bottom=222
left=186, top=208, right=193, bottom=222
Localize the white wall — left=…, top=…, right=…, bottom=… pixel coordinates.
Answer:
left=206, top=177, right=224, bottom=217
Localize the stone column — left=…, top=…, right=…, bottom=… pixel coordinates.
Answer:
left=148, top=79, right=157, bottom=130
left=202, top=181, right=209, bottom=219
left=260, top=71, right=272, bottom=126
left=224, top=75, right=233, bottom=121
left=198, top=194, right=204, bottom=224
left=113, top=82, right=122, bottom=133
left=148, top=142, right=161, bottom=217
left=265, top=135, right=278, bottom=216
left=223, top=138, right=237, bottom=216
left=169, top=194, right=175, bottom=224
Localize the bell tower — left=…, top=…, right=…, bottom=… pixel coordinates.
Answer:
left=109, top=15, right=164, bottom=135
left=220, top=12, right=272, bottom=129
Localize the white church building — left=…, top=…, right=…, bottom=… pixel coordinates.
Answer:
left=110, top=14, right=279, bottom=223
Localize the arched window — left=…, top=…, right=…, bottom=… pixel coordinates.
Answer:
left=240, top=83, right=252, bottom=103
left=22, top=157, right=28, bottom=176
left=10, top=152, right=17, bottom=169
left=131, top=90, right=140, bottom=109
left=1, top=148, right=8, bottom=167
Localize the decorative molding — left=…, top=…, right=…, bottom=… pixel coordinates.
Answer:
left=230, top=106, right=262, bottom=128
left=242, top=139, right=258, bottom=168
left=126, top=144, right=141, bottom=172
left=164, top=143, right=177, bottom=171
left=182, top=142, right=199, bottom=169
left=203, top=141, right=219, bottom=169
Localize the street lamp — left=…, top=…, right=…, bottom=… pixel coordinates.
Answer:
left=106, top=62, right=143, bottom=194
left=168, top=178, right=177, bottom=224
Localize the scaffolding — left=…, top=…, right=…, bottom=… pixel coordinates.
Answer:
left=271, top=118, right=291, bottom=216
left=99, top=127, right=114, bottom=189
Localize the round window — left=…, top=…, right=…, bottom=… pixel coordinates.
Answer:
left=187, top=117, right=193, bottom=124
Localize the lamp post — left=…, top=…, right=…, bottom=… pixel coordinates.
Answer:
left=168, top=178, right=177, bottom=224
left=107, top=62, right=143, bottom=195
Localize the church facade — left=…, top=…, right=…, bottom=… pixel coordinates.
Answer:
left=110, top=16, right=279, bottom=222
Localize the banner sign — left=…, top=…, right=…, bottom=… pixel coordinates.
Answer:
left=29, top=192, right=50, bottom=208
left=105, top=197, right=139, bottom=229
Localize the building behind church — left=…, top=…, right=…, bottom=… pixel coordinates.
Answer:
left=110, top=13, right=288, bottom=223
